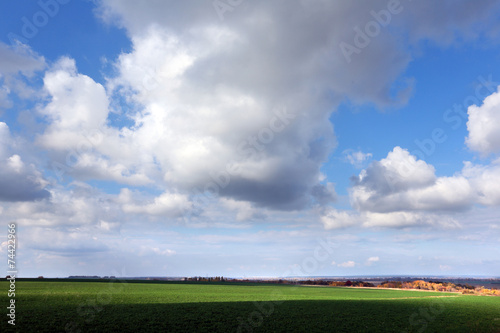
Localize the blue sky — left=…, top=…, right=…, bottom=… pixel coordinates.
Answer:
left=1, top=0, right=500, bottom=278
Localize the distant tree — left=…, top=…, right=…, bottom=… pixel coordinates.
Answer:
left=329, top=281, right=345, bottom=287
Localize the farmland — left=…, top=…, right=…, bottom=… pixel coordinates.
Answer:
left=1, top=280, right=499, bottom=332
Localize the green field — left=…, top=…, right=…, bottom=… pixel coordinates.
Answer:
left=1, top=280, right=499, bottom=332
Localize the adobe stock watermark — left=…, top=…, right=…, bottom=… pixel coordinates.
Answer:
left=236, top=237, right=338, bottom=332
left=7, top=0, right=72, bottom=46
left=339, top=0, right=409, bottom=64
left=6, top=223, right=17, bottom=327
left=213, top=0, right=245, bottom=21
left=382, top=74, right=498, bottom=192
left=182, top=105, right=296, bottom=225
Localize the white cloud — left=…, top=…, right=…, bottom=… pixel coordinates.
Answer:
left=37, top=57, right=109, bottom=150
left=463, top=86, right=500, bottom=205
left=320, top=208, right=460, bottom=230
left=462, top=159, right=500, bottom=206
left=7, top=154, right=24, bottom=173
left=343, top=150, right=372, bottom=169
left=338, top=144, right=500, bottom=229
left=466, top=86, right=500, bottom=156
left=354, top=146, right=437, bottom=196
left=119, top=189, right=192, bottom=218
left=102, top=23, right=338, bottom=210
left=350, top=147, right=473, bottom=214
left=338, top=261, right=356, bottom=268
left=366, top=256, right=379, bottom=265
left=330, top=147, right=491, bottom=229
left=30, top=26, right=340, bottom=210
left=351, top=146, right=500, bottom=217
left=36, top=57, right=155, bottom=186
left=320, top=208, right=360, bottom=229
left=362, top=211, right=460, bottom=229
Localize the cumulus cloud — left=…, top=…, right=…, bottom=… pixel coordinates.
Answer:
left=462, top=159, right=500, bottom=206
left=338, top=85, right=500, bottom=228
left=331, top=143, right=500, bottom=229
left=319, top=147, right=474, bottom=229
left=37, top=57, right=109, bottom=151
left=36, top=57, right=154, bottom=186
left=350, top=147, right=473, bottom=214
left=5, top=0, right=499, bottom=227
left=22, top=0, right=498, bottom=216
left=32, top=31, right=338, bottom=210
left=104, top=23, right=338, bottom=210
left=85, top=0, right=499, bottom=212
left=466, top=86, right=500, bottom=156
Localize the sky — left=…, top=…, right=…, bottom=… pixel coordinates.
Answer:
left=0, top=0, right=500, bottom=278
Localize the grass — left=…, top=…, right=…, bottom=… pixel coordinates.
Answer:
left=1, top=280, right=499, bottom=332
